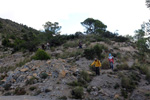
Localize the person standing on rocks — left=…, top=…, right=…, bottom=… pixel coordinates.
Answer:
left=91, top=58, right=101, bottom=75
left=108, top=53, right=114, bottom=70
left=78, top=41, right=82, bottom=49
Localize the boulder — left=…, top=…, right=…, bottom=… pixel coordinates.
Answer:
left=20, top=68, right=29, bottom=72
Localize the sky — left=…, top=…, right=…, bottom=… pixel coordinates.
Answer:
left=0, top=0, right=150, bottom=36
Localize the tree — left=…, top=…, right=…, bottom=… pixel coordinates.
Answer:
left=43, top=21, right=61, bottom=35
left=146, top=0, right=150, bottom=8
left=134, top=29, right=145, bottom=40
left=81, top=18, right=107, bottom=34
left=134, top=29, right=150, bottom=57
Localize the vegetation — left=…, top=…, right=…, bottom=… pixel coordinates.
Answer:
left=102, top=60, right=110, bottom=69
left=0, top=16, right=150, bottom=99
left=14, top=87, right=26, bottom=95
left=39, top=72, right=49, bottom=79
left=32, top=49, right=51, bottom=60
left=29, top=86, right=37, bottom=91
left=116, top=62, right=129, bottom=70
left=68, top=71, right=91, bottom=87
left=81, top=18, right=107, bottom=34
left=83, top=44, right=107, bottom=60
left=71, top=86, right=84, bottom=99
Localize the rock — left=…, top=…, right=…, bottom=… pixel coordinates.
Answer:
left=87, top=71, right=93, bottom=75
left=59, top=70, right=68, bottom=78
left=48, top=86, right=53, bottom=91
left=90, top=91, right=98, bottom=96
left=20, top=68, right=29, bottom=72
left=46, top=60, right=51, bottom=64
left=33, top=73, right=38, bottom=78
left=27, top=76, right=33, bottom=80
left=114, top=94, right=120, bottom=99
left=52, top=71, right=59, bottom=78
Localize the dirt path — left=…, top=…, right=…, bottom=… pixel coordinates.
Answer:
left=0, top=96, right=49, bottom=100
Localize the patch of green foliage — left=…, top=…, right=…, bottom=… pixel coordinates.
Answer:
left=71, top=86, right=84, bottom=99
left=39, top=72, right=48, bottom=79
left=68, top=71, right=91, bottom=87
left=32, top=49, right=51, bottom=60
left=29, top=86, right=37, bottom=91
left=84, top=44, right=107, bottom=60
left=116, top=62, right=129, bottom=70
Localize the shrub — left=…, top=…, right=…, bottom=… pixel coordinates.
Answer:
left=63, top=41, right=78, bottom=49
left=58, top=96, right=67, bottom=100
left=80, top=71, right=91, bottom=82
left=68, top=71, right=91, bottom=87
left=67, top=80, right=81, bottom=87
left=84, top=44, right=107, bottom=60
left=34, top=90, right=41, bottom=96
left=121, top=89, right=128, bottom=98
left=29, top=86, right=37, bottom=91
left=14, top=87, right=26, bottom=95
left=32, top=48, right=50, bottom=60
left=139, top=65, right=149, bottom=75
left=116, top=62, right=129, bottom=70
left=102, top=60, right=110, bottom=69
left=3, top=84, right=11, bottom=90
left=114, top=83, right=120, bottom=89
left=2, top=38, right=12, bottom=47
left=83, top=48, right=95, bottom=60
left=25, top=77, right=38, bottom=85
left=121, top=76, right=136, bottom=92
left=71, top=86, right=84, bottom=99
left=40, top=72, right=48, bottom=79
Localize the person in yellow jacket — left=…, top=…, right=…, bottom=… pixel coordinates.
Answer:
left=91, top=58, right=101, bottom=75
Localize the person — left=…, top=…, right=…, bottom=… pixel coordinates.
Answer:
left=42, top=44, right=46, bottom=50
left=91, top=58, right=101, bottom=75
left=108, top=53, right=114, bottom=70
left=78, top=41, right=82, bottom=49
left=46, top=42, right=50, bottom=50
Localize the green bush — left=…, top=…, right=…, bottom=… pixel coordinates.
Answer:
left=121, top=89, right=128, bottom=98
left=32, top=49, right=50, bottom=60
left=116, top=63, right=129, bottom=70
left=58, top=96, right=67, bottom=100
left=63, top=41, right=78, bottom=49
left=2, top=38, right=13, bottom=47
left=102, top=60, right=110, bottom=69
left=71, top=86, right=84, bottom=99
left=84, top=44, right=107, bottom=60
left=67, top=80, right=81, bottom=87
left=40, top=72, right=48, bottom=79
left=80, top=71, right=91, bottom=82
left=121, top=76, right=136, bottom=92
left=29, top=86, right=37, bottom=91
left=68, top=71, right=91, bottom=87
left=25, top=77, right=38, bottom=85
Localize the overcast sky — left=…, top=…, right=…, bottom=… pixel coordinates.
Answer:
left=0, top=0, right=150, bottom=36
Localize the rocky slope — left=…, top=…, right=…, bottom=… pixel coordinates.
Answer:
left=0, top=40, right=149, bottom=100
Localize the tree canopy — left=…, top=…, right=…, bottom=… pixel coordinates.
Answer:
left=81, top=18, right=107, bottom=34
left=43, top=21, right=61, bottom=35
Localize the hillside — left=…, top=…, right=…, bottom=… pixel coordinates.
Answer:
left=0, top=18, right=39, bottom=35
left=0, top=18, right=150, bottom=100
